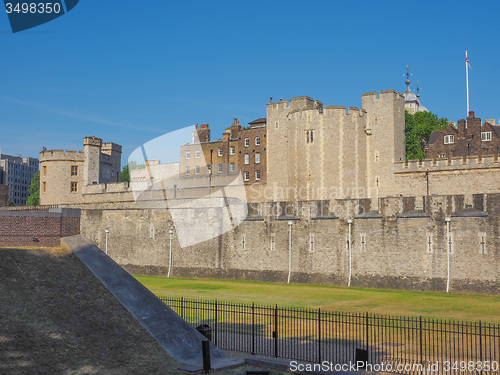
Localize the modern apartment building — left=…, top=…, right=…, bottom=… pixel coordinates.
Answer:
left=0, top=154, right=39, bottom=206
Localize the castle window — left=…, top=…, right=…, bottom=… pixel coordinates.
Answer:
left=255, top=170, right=260, bottom=180
left=244, top=171, right=250, bottom=181
left=426, top=234, right=433, bottom=253
left=185, top=166, right=190, bottom=176
left=230, top=146, right=235, bottom=155
left=229, top=163, right=235, bottom=173
left=255, top=153, right=260, bottom=164
left=42, top=181, right=46, bottom=193
left=42, top=165, right=47, bottom=177
left=195, top=165, right=200, bottom=174
left=218, top=163, right=223, bottom=174
left=70, top=182, right=78, bottom=193
left=481, top=131, right=492, bottom=141
left=244, top=138, right=250, bottom=147
left=270, top=233, right=276, bottom=251
left=309, top=234, right=315, bottom=252
left=218, top=147, right=223, bottom=156
left=360, top=234, right=366, bottom=252
left=275, top=121, right=278, bottom=129
left=195, top=150, right=200, bottom=159
left=444, top=135, right=454, bottom=144
left=479, top=233, right=487, bottom=254
left=185, top=150, right=191, bottom=159
left=255, top=137, right=261, bottom=146
left=439, top=154, right=446, bottom=158
left=242, top=236, right=246, bottom=251
left=71, top=165, right=78, bottom=176
left=244, top=154, right=249, bottom=165
left=306, top=130, right=314, bottom=143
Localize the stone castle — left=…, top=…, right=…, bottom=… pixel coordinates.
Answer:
left=36, top=89, right=500, bottom=293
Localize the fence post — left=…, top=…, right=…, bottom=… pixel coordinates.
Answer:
left=274, top=304, right=278, bottom=358
left=420, top=315, right=423, bottom=373
left=181, top=297, right=184, bottom=319
left=214, top=299, right=218, bottom=346
left=365, top=312, right=369, bottom=352
left=479, top=320, right=483, bottom=375
left=252, top=302, right=255, bottom=355
left=318, top=308, right=322, bottom=363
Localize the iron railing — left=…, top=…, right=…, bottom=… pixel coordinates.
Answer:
left=159, top=296, right=500, bottom=375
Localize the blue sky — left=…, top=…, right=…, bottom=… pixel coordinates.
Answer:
left=1, top=0, right=499, bottom=163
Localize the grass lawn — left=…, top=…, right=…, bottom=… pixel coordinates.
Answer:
left=135, top=276, right=500, bottom=324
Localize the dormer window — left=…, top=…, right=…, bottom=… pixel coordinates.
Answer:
left=444, top=135, right=454, bottom=144
left=481, top=131, right=492, bottom=141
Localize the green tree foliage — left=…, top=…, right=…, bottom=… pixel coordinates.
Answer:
left=405, top=110, right=449, bottom=161
left=26, top=170, right=40, bottom=206
left=120, top=165, right=130, bottom=182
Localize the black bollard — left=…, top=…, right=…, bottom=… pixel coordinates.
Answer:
left=202, top=340, right=211, bottom=374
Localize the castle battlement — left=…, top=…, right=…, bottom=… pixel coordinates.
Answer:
left=395, top=154, right=500, bottom=174
left=101, top=142, right=122, bottom=154
left=83, top=182, right=131, bottom=194
left=361, top=89, right=404, bottom=103
left=40, top=149, right=85, bottom=161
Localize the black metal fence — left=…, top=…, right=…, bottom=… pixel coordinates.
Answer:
left=159, top=297, right=500, bottom=375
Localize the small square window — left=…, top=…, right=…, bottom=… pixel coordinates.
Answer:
left=255, top=170, right=260, bottom=180
left=255, top=153, right=260, bottom=164
left=244, top=138, right=250, bottom=147
left=71, top=165, right=78, bottom=176
left=255, top=137, right=261, bottom=146
left=70, top=182, right=78, bottom=193
left=42, top=165, right=47, bottom=177
left=185, top=150, right=191, bottom=159
left=244, top=171, right=249, bottom=181
left=444, top=135, right=454, bottom=144
left=481, top=131, right=492, bottom=141
left=230, top=146, right=235, bottom=155
left=218, top=147, right=223, bottom=156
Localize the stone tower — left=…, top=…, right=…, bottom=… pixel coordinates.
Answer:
left=83, top=136, right=102, bottom=185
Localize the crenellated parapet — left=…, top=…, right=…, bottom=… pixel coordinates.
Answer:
left=40, top=149, right=85, bottom=161
left=395, top=154, right=500, bottom=174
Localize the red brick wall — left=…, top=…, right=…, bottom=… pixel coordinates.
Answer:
left=0, top=211, right=80, bottom=247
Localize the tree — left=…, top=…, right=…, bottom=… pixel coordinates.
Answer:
left=405, top=110, right=449, bottom=161
left=26, top=170, right=40, bottom=206
left=120, top=165, right=130, bottom=182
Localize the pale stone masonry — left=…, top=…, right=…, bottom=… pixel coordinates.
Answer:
left=39, top=136, right=121, bottom=205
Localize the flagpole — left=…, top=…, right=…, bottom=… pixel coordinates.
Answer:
left=466, top=50, right=469, bottom=116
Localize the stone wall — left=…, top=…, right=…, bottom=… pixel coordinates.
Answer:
left=79, top=194, right=500, bottom=294
left=0, top=208, right=81, bottom=247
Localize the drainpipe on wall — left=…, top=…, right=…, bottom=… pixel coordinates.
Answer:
left=445, top=217, right=451, bottom=293
left=105, top=229, right=109, bottom=255
left=347, top=219, right=353, bottom=287
left=287, top=220, right=293, bottom=284
left=168, top=229, right=173, bottom=278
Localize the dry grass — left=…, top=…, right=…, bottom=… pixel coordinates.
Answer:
left=0, top=247, right=185, bottom=374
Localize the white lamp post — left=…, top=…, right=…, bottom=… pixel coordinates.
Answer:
left=168, top=229, right=173, bottom=278
left=105, top=229, right=109, bottom=255
left=445, top=217, right=451, bottom=293
left=287, top=220, right=293, bottom=284
left=347, top=219, right=353, bottom=287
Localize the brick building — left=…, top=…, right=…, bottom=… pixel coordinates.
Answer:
left=180, top=117, right=267, bottom=185
left=425, top=112, right=500, bottom=159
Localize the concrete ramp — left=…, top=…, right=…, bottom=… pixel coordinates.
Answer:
left=61, top=235, right=240, bottom=369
